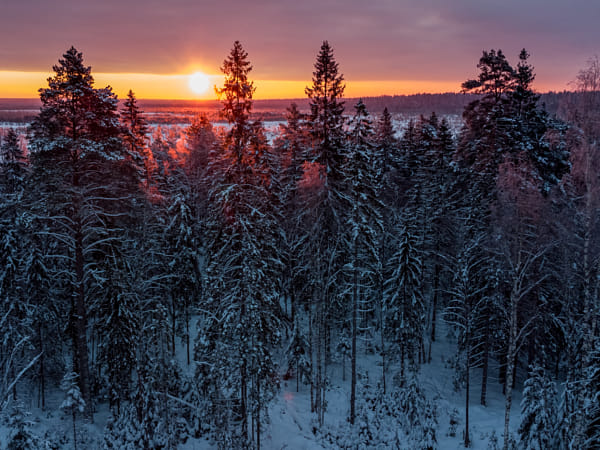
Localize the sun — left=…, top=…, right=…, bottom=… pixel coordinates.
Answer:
left=189, top=71, right=210, bottom=95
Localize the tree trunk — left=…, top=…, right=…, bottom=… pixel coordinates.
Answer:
left=503, top=292, right=518, bottom=450
left=186, top=310, right=190, bottom=366
left=256, top=380, right=261, bottom=450
left=75, top=224, right=92, bottom=421
left=241, top=361, right=247, bottom=441
left=350, top=262, right=358, bottom=425
left=481, top=318, right=490, bottom=406
left=309, top=296, right=314, bottom=413
left=316, top=302, right=322, bottom=422
left=39, top=323, right=45, bottom=410
left=465, top=345, right=470, bottom=447
left=431, top=261, right=440, bottom=345
left=171, top=293, right=176, bottom=357
left=241, top=293, right=248, bottom=440
left=400, top=340, right=405, bottom=386
left=317, top=300, right=325, bottom=427
left=72, top=411, right=77, bottom=450
left=380, top=305, right=386, bottom=395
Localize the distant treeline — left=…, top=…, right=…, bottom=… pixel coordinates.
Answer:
left=341, top=91, right=573, bottom=117
left=0, top=91, right=579, bottom=124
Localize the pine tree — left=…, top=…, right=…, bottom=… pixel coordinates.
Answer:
left=274, top=103, right=309, bottom=324
left=385, top=223, right=424, bottom=386
left=215, top=40, right=255, bottom=170
left=6, top=403, right=39, bottom=450
left=165, top=188, right=200, bottom=364
left=286, top=324, right=311, bottom=392
left=22, top=224, right=54, bottom=411
left=518, top=365, right=558, bottom=450
left=303, top=41, right=347, bottom=426
left=0, top=128, right=27, bottom=196
left=196, top=41, right=282, bottom=448
left=373, top=107, right=399, bottom=393
left=444, top=233, right=490, bottom=447
left=28, top=46, right=137, bottom=419
left=0, top=217, right=33, bottom=411
left=185, top=113, right=216, bottom=220
left=305, top=40, right=346, bottom=189
left=94, top=254, right=140, bottom=415
left=459, top=48, right=569, bottom=193
left=344, top=99, right=383, bottom=424
left=374, top=107, right=399, bottom=206
left=584, top=343, right=600, bottom=448
left=60, top=371, right=86, bottom=450
left=120, top=90, right=149, bottom=186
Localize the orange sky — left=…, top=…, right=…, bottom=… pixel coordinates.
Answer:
left=0, top=70, right=566, bottom=100
left=0, top=70, right=463, bottom=100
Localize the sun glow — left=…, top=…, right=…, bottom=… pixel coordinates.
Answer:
left=189, top=71, right=210, bottom=95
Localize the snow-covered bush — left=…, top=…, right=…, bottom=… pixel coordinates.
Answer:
left=518, top=365, right=557, bottom=449
left=5, top=403, right=39, bottom=450
left=319, top=378, right=437, bottom=449
left=60, top=371, right=85, bottom=450
left=102, top=405, right=143, bottom=450
left=447, top=407, right=460, bottom=437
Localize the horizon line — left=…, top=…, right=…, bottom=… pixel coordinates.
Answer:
left=0, top=89, right=576, bottom=103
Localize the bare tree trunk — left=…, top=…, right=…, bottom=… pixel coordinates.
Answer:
left=431, top=261, right=440, bottom=345
left=256, top=380, right=261, bottom=450
left=75, top=223, right=92, bottom=421
left=380, top=304, right=386, bottom=394
left=72, top=411, right=77, bottom=450
left=400, top=341, right=405, bottom=386
left=240, top=296, right=248, bottom=441
left=481, top=318, right=490, bottom=406
left=503, top=290, right=518, bottom=450
left=39, top=323, right=45, bottom=410
left=350, top=262, right=358, bottom=424
left=171, top=293, right=176, bottom=357
left=316, top=302, right=322, bottom=421
left=309, top=297, right=314, bottom=413
left=465, top=344, right=471, bottom=447
left=241, top=362, right=247, bottom=441
left=186, top=310, right=190, bottom=366
left=322, top=317, right=328, bottom=427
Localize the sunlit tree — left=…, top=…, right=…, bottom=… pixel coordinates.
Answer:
left=28, top=47, right=135, bottom=419
left=303, top=40, right=347, bottom=426
left=196, top=41, right=282, bottom=449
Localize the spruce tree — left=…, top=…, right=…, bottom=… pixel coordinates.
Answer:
left=274, top=103, right=309, bottom=324
left=374, top=107, right=399, bottom=393
left=384, top=223, right=424, bottom=386
left=303, top=41, right=347, bottom=426
left=0, top=129, right=27, bottom=195
left=120, top=90, right=149, bottom=186
left=518, top=365, right=558, bottom=450
left=60, top=371, right=86, bottom=450
left=305, top=40, right=346, bottom=188
left=444, top=233, right=490, bottom=447
left=344, top=99, right=383, bottom=424
left=196, top=41, right=282, bottom=448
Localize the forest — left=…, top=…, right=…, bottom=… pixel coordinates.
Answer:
left=0, top=41, right=599, bottom=449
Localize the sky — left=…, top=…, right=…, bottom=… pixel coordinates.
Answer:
left=0, top=0, right=598, bottom=99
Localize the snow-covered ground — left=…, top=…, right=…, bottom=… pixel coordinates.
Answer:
left=257, top=319, right=520, bottom=449
left=0, top=316, right=523, bottom=449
